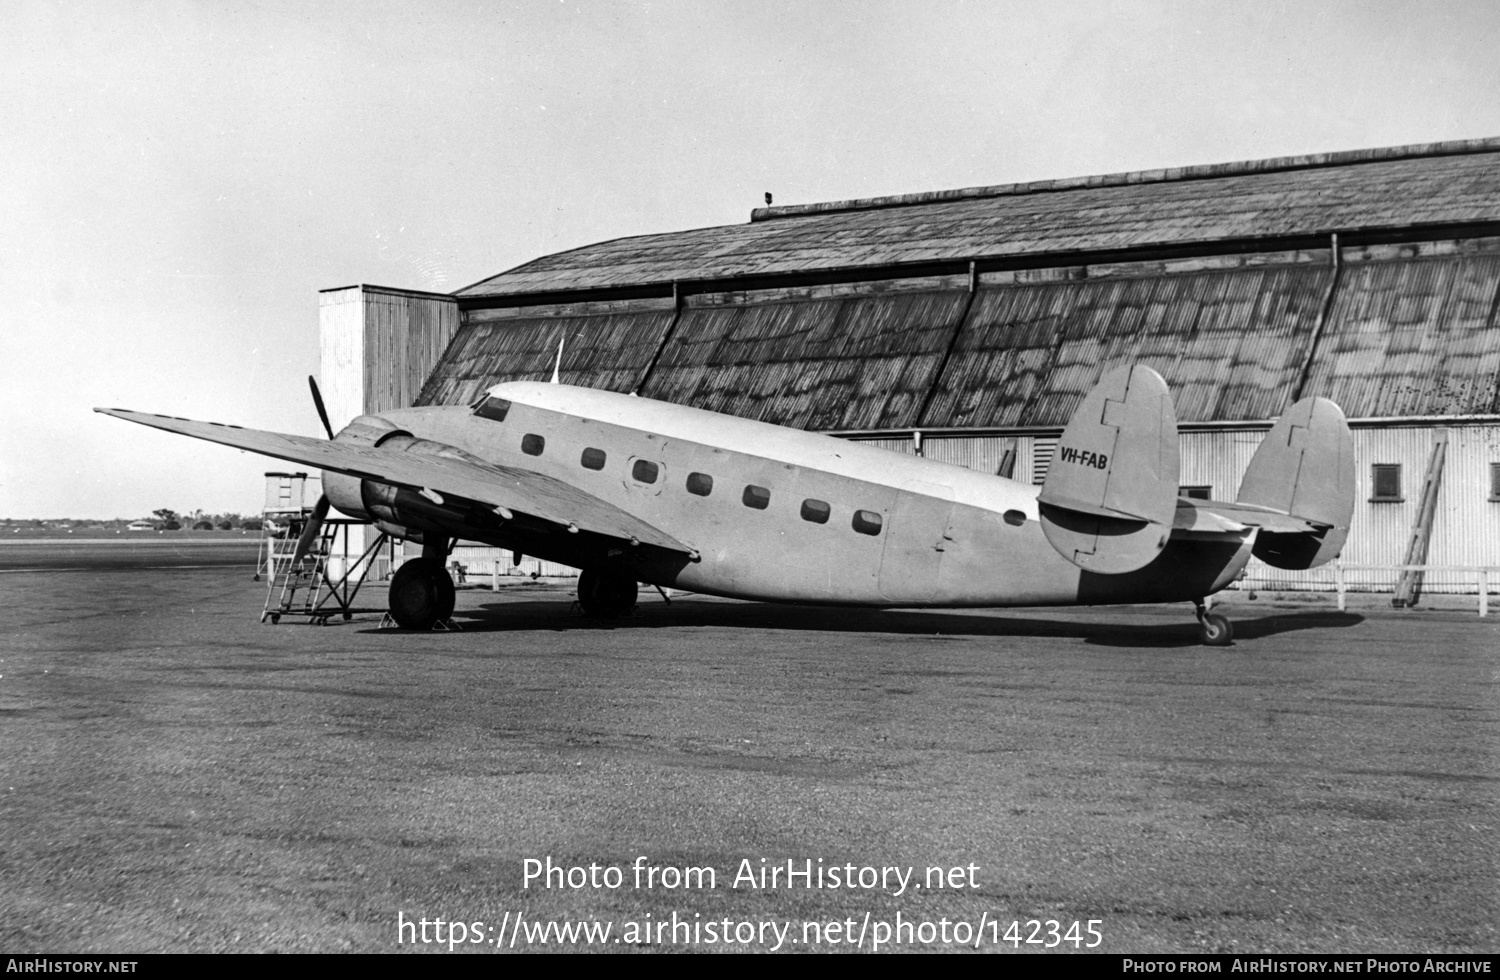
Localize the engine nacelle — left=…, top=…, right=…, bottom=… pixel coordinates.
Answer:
left=321, top=415, right=493, bottom=540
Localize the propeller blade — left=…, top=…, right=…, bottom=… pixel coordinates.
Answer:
left=290, top=494, right=331, bottom=569
left=308, top=375, right=335, bottom=440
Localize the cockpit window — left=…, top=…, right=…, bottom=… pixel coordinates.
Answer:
left=474, top=396, right=511, bottom=422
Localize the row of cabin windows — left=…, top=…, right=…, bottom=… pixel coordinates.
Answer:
left=521, top=432, right=883, bottom=535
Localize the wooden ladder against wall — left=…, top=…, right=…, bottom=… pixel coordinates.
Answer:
left=1393, top=431, right=1449, bottom=608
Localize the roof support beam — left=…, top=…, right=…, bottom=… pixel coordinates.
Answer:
left=913, top=261, right=979, bottom=428
left=1289, top=233, right=1343, bottom=404
left=630, top=281, right=684, bottom=397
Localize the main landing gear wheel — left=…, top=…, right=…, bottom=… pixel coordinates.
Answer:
left=388, top=559, right=456, bottom=629
left=577, top=568, right=638, bottom=618
left=1194, top=600, right=1233, bottom=646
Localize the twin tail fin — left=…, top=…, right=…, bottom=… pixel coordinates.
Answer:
left=1037, top=365, right=1354, bottom=575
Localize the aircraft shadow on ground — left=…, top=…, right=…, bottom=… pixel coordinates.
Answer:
left=360, top=597, right=1365, bottom=647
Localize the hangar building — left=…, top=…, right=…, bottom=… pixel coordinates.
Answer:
left=320, top=138, right=1500, bottom=594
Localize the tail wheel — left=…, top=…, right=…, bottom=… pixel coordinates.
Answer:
left=577, top=568, right=638, bottom=618
left=1199, top=612, right=1233, bottom=646
left=388, top=559, right=456, bottom=629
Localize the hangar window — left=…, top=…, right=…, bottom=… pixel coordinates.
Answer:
left=1031, top=439, right=1057, bottom=486
left=632, top=459, right=659, bottom=484
left=580, top=448, right=606, bottom=470
left=474, top=397, right=511, bottom=422
left=1371, top=464, right=1403, bottom=502
left=1490, top=462, right=1500, bottom=501
left=686, top=472, right=713, bottom=496
left=800, top=499, right=831, bottom=524
left=521, top=434, right=545, bottom=456
left=742, top=485, right=770, bottom=510
left=1180, top=485, right=1212, bottom=500
left=852, top=510, right=883, bottom=536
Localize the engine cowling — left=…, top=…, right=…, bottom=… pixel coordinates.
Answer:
left=321, top=415, right=492, bottom=540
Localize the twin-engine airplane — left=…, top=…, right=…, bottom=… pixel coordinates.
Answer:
left=98, top=364, right=1355, bottom=645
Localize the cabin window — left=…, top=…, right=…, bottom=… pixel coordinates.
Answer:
left=1489, top=462, right=1500, bottom=501
left=1371, top=464, right=1402, bottom=502
left=1180, top=485, right=1212, bottom=500
left=474, top=397, right=511, bottom=422
left=686, top=472, right=713, bottom=496
left=852, top=509, right=883, bottom=536
left=800, top=499, right=831, bottom=524
left=743, top=485, right=770, bottom=510
left=1003, top=509, right=1026, bottom=526
left=580, top=448, right=606, bottom=471
left=521, top=434, right=545, bottom=456
left=632, top=459, right=659, bottom=484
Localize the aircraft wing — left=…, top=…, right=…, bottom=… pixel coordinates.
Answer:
left=95, top=408, right=692, bottom=553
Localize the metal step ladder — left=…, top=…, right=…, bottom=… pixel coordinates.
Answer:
left=260, top=519, right=391, bottom=625
left=260, top=515, right=324, bottom=623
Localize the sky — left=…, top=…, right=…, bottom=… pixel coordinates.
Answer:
left=4, top=0, right=1499, bottom=519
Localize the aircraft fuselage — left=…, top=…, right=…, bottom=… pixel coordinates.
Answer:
left=361, top=383, right=1253, bottom=608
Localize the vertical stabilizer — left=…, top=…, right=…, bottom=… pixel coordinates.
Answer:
left=1037, top=365, right=1180, bottom=574
left=1237, top=397, right=1355, bottom=569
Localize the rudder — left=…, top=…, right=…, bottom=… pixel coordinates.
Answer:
left=1237, top=396, right=1355, bottom=569
left=1038, top=365, right=1179, bottom=574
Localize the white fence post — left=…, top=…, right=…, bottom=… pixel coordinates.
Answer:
left=1335, top=561, right=1346, bottom=613
left=1480, top=570, right=1489, bottom=618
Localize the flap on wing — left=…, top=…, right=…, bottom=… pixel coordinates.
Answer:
left=96, top=408, right=691, bottom=554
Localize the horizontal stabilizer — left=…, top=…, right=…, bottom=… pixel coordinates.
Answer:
left=1236, top=396, right=1355, bottom=569
left=1038, top=365, right=1179, bottom=574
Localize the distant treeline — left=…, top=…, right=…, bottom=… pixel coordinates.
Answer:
left=1, top=511, right=264, bottom=531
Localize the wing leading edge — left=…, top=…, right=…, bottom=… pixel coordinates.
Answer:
left=95, top=408, right=691, bottom=554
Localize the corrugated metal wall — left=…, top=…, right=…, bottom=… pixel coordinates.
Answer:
left=444, top=545, right=577, bottom=581
left=873, top=425, right=1500, bottom=593
left=360, top=288, right=460, bottom=415
left=637, top=289, right=969, bottom=429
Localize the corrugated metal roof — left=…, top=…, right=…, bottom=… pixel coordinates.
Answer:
left=422, top=244, right=1500, bottom=427
left=920, top=264, right=1333, bottom=427
left=752, top=138, right=1500, bottom=220
left=414, top=308, right=671, bottom=407
left=637, top=289, right=968, bottom=429
left=1301, top=253, right=1500, bottom=417
left=459, top=141, right=1500, bottom=300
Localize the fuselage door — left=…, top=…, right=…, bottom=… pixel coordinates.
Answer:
left=878, top=480, right=955, bottom=603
